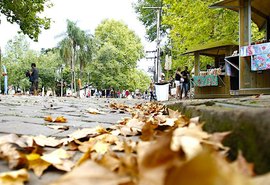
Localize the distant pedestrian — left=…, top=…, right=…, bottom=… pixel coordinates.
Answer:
left=181, top=66, right=190, bottom=99
left=29, top=63, right=39, bottom=96
left=175, top=67, right=182, bottom=99
left=149, top=82, right=155, bottom=101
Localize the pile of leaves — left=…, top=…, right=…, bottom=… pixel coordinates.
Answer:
left=0, top=102, right=270, bottom=185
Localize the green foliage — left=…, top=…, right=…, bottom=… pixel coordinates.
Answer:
left=135, top=0, right=266, bottom=74
left=162, top=0, right=239, bottom=69
left=95, top=19, right=144, bottom=70
left=3, top=35, right=62, bottom=92
left=2, top=20, right=150, bottom=95
left=91, top=19, right=147, bottom=91
left=133, top=0, right=166, bottom=41
left=0, top=0, right=52, bottom=41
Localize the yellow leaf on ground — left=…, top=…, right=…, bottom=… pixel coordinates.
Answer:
left=0, top=168, right=29, bottom=185
left=91, top=141, right=110, bottom=155
left=41, top=148, right=74, bottom=172
left=54, top=116, right=67, bottom=123
left=44, top=116, right=53, bottom=122
left=26, top=153, right=51, bottom=177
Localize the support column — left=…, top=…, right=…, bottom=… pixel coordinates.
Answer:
left=239, top=0, right=252, bottom=89
left=194, top=52, right=200, bottom=76
left=266, top=17, right=270, bottom=41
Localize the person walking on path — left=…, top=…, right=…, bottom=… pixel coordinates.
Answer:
left=175, top=67, right=182, bottom=99
left=149, top=82, right=155, bottom=101
left=181, top=66, right=190, bottom=99
left=29, top=63, right=39, bottom=96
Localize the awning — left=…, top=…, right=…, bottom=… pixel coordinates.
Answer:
left=182, top=40, right=238, bottom=56
left=210, top=0, right=270, bottom=30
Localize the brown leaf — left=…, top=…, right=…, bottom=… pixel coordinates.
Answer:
left=140, top=121, right=158, bottom=141
left=97, top=152, right=121, bottom=171
left=170, top=126, right=209, bottom=159
left=0, top=168, right=29, bottom=185
left=0, top=143, right=27, bottom=169
left=50, top=160, right=131, bottom=185
left=165, top=151, right=252, bottom=185
left=137, top=134, right=179, bottom=185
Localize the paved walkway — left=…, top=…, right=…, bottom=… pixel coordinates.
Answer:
left=0, top=95, right=148, bottom=184
left=0, top=95, right=146, bottom=137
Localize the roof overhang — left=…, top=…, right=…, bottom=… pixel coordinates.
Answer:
left=182, top=40, right=238, bottom=56
left=210, top=0, right=270, bottom=30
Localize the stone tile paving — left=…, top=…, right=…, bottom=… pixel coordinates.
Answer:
left=0, top=95, right=147, bottom=184
left=0, top=95, right=145, bottom=137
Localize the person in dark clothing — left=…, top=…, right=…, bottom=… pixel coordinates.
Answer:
left=149, top=82, right=155, bottom=101
left=181, top=66, right=190, bottom=99
left=175, top=67, right=182, bottom=99
left=30, top=63, right=39, bottom=95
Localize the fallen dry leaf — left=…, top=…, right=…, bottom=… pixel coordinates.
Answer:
left=137, top=134, right=179, bottom=185
left=233, top=151, right=255, bottom=177
left=41, top=148, right=74, bottom=172
left=54, top=116, right=67, bottom=123
left=50, top=160, right=131, bottom=185
left=33, top=135, right=63, bottom=147
left=68, top=126, right=108, bottom=140
left=165, top=151, right=252, bottom=185
left=170, top=126, right=209, bottom=159
left=44, top=116, right=67, bottom=123
left=86, top=108, right=106, bottom=114
left=0, top=168, right=29, bottom=185
left=26, top=153, right=51, bottom=177
left=44, top=116, right=53, bottom=122
left=0, top=143, right=27, bottom=169
left=47, top=125, right=69, bottom=131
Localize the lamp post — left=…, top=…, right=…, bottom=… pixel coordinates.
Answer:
left=142, top=6, right=162, bottom=83
left=0, top=47, right=2, bottom=94
left=60, top=64, right=65, bottom=97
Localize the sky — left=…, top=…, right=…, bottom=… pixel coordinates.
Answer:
left=0, top=0, right=156, bottom=72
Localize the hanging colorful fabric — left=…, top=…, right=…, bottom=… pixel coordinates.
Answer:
left=251, top=54, right=270, bottom=71
left=193, top=75, right=218, bottom=87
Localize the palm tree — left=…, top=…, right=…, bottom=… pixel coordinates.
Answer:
left=58, top=20, right=94, bottom=94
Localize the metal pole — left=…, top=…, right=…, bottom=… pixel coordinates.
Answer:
left=0, top=47, right=2, bottom=94
left=142, top=6, right=162, bottom=83
left=156, top=9, right=161, bottom=83
left=61, top=68, right=63, bottom=97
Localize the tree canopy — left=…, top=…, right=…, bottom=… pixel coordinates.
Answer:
left=134, top=0, right=265, bottom=71
left=0, top=0, right=52, bottom=41
left=91, top=19, right=148, bottom=91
